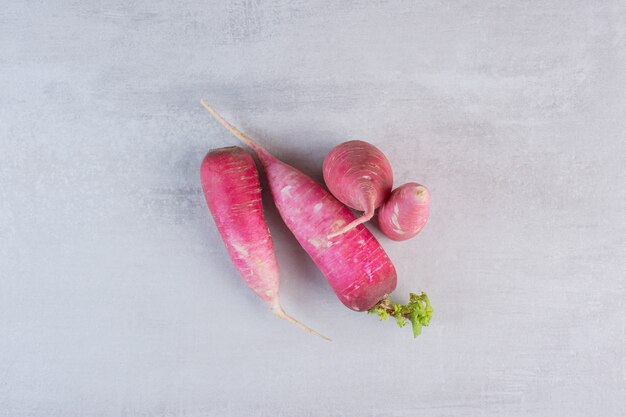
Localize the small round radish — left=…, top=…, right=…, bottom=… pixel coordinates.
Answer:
left=201, top=101, right=433, bottom=337
left=322, top=140, right=393, bottom=238
left=378, top=183, right=430, bottom=241
left=201, top=146, right=329, bottom=340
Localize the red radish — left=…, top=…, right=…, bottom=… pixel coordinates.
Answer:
left=200, top=101, right=433, bottom=337
left=200, top=146, right=329, bottom=340
left=378, top=183, right=430, bottom=241
left=322, top=140, right=393, bottom=238
left=201, top=102, right=396, bottom=311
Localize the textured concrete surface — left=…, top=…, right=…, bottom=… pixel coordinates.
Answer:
left=1, top=1, right=625, bottom=416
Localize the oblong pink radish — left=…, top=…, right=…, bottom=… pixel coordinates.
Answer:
left=200, top=146, right=329, bottom=340
left=378, top=183, right=430, bottom=241
left=322, top=140, right=393, bottom=237
left=201, top=102, right=397, bottom=312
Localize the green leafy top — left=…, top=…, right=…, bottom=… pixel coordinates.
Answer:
left=368, top=292, right=433, bottom=337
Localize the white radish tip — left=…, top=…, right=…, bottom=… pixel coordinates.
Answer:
left=200, top=100, right=256, bottom=149
left=273, top=305, right=332, bottom=341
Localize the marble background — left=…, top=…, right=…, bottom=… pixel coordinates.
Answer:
left=1, top=1, right=624, bottom=416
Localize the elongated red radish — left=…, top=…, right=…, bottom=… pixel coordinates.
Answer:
left=201, top=102, right=396, bottom=311
left=200, top=146, right=330, bottom=340
left=378, top=183, right=430, bottom=241
left=322, top=140, right=393, bottom=238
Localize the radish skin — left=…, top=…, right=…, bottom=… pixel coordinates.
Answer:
left=378, top=183, right=430, bottom=241
left=200, top=146, right=330, bottom=340
left=323, top=140, right=393, bottom=238
left=201, top=102, right=397, bottom=311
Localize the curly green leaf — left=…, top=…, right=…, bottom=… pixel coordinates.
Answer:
left=367, top=292, right=433, bottom=338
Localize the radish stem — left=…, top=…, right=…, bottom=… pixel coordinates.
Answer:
left=368, top=292, right=433, bottom=337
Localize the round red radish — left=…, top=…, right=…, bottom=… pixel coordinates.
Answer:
left=378, top=182, right=430, bottom=241
left=200, top=146, right=329, bottom=340
left=322, top=140, right=393, bottom=237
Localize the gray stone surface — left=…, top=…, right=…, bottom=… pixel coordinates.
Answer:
left=1, top=1, right=625, bottom=416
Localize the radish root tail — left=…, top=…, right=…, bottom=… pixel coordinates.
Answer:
left=327, top=209, right=375, bottom=239
left=328, top=189, right=376, bottom=238
left=200, top=100, right=256, bottom=148
left=273, top=305, right=332, bottom=341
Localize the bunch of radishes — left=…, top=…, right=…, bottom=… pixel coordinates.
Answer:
left=199, top=101, right=432, bottom=340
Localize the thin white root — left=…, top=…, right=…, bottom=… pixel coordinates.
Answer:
left=327, top=209, right=375, bottom=239
left=273, top=305, right=331, bottom=341
left=200, top=99, right=256, bottom=148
